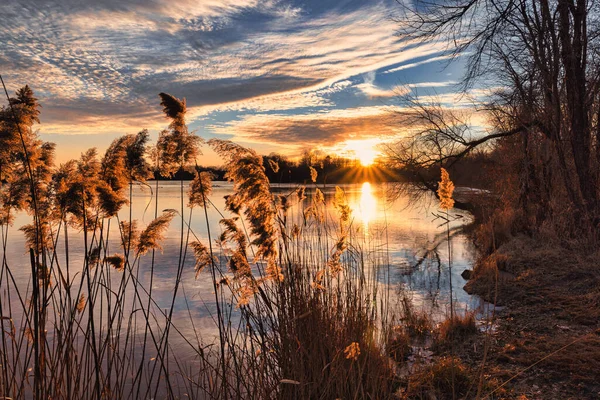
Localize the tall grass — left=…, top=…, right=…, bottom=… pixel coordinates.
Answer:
left=0, top=85, right=399, bottom=399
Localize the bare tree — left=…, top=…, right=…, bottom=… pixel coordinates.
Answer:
left=388, top=0, right=600, bottom=227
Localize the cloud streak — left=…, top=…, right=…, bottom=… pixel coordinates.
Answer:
left=0, top=0, right=466, bottom=162
left=211, top=106, right=402, bottom=149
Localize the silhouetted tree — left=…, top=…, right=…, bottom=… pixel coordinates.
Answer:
left=388, top=0, right=600, bottom=231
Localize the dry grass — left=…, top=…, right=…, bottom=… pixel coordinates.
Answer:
left=433, top=311, right=478, bottom=350
left=399, top=294, right=433, bottom=340
left=462, top=236, right=600, bottom=398
left=474, top=206, right=517, bottom=255
left=405, top=356, right=476, bottom=400
left=387, top=326, right=412, bottom=363
left=273, top=279, right=397, bottom=399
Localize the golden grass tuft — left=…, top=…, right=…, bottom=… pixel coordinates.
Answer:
left=274, top=277, right=397, bottom=399
left=407, top=357, right=475, bottom=400
left=434, top=311, right=478, bottom=349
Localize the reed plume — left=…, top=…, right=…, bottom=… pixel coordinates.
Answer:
left=296, top=186, right=306, bottom=202
left=327, top=235, right=347, bottom=276
left=188, top=171, right=214, bottom=208
left=278, top=194, right=290, bottom=214
left=0, top=85, right=43, bottom=192
left=209, top=139, right=278, bottom=262
left=19, top=222, right=52, bottom=254
left=96, top=183, right=127, bottom=217
left=62, top=148, right=102, bottom=229
left=0, top=89, right=55, bottom=230
left=268, top=159, right=280, bottom=173
left=438, top=168, right=455, bottom=210
left=105, top=254, right=125, bottom=272
left=124, top=129, right=152, bottom=182
left=2, top=137, right=54, bottom=226
left=120, top=220, right=140, bottom=250
left=101, top=135, right=130, bottom=196
left=49, top=160, right=80, bottom=224
left=266, top=259, right=284, bottom=282
left=98, top=130, right=151, bottom=216
left=87, top=246, right=101, bottom=266
left=236, top=280, right=258, bottom=307
left=219, top=218, right=251, bottom=277
left=309, top=166, right=318, bottom=183
left=315, top=188, right=324, bottom=203
left=155, top=93, right=201, bottom=177
left=344, top=342, right=361, bottom=361
left=136, top=210, right=177, bottom=255
left=190, top=240, right=213, bottom=278
left=76, top=294, right=86, bottom=314
left=311, top=269, right=326, bottom=290
left=9, top=85, right=40, bottom=123
left=159, top=92, right=186, bottom=120
left=333, top=186, right=351, bottom=224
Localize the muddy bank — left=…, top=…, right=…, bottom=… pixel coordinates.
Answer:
left=460, top=236, right=600, bottom=399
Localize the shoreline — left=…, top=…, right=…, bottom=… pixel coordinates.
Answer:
left=457, top=236, right=600, bottom=398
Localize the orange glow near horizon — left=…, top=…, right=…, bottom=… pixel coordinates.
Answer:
left=343, top=139, right=381, bottom=166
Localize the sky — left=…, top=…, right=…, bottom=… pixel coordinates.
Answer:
left=0, top=0, right=469, bottom=165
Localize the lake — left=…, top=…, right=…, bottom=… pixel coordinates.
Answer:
left=3, top=180, right=478, bottom=327
left=0, top=180, right=483, bottom=397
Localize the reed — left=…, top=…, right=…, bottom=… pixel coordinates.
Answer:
left=0, top=85, right=401, bottom=399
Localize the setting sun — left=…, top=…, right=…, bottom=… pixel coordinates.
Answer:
left=343, top=139, right=381, bottom=166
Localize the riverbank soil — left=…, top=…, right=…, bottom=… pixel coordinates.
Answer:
left=463, top=236, right=600, bottom=399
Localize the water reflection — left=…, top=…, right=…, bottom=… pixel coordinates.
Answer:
left=3, top=182, right=481, bottom=346
left=352, top=182, right=377, bottom=230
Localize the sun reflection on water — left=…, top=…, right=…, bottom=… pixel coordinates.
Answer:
left=354, top=182, right=377, bottom=229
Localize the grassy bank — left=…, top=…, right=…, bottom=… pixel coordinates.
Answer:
left=458, top=236, right=600, bottom=398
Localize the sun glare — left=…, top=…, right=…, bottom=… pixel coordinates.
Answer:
left=358, top=182, right=376, bottom=227
left=344, top=139, right=381, bottom=166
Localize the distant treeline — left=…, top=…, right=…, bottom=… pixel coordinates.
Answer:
left=152, top=152, right=402, bottom=184
left=151, top=151, right=497, bottom=188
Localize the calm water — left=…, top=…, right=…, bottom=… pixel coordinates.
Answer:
left=1, top=181, right=480, bottom=358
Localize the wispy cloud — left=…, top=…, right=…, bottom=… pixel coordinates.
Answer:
left=210, top=106, right=402, bottom=149
left=383, top=54, right=457, bottom=74
left=0, top=0, right=467, bottom=162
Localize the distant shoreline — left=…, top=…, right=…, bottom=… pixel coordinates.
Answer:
left=149, top=164, right=403, bottom=184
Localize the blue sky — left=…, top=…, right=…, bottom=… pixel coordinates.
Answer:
left=1, top=0, right=470, bottom=164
